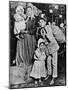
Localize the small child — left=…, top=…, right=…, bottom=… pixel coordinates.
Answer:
left=30, top=38, right=47, bottom=85
left=14, top=5, right=29, bottom=36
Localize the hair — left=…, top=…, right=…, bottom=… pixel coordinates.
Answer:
left=27, top=6, right=32, bottom=10
left=39, top=42, right=45, bottom=46
left=39, top=17, right=47, bottom=22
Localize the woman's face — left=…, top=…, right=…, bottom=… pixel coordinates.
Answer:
left=26, top=7, right=32, bottom=17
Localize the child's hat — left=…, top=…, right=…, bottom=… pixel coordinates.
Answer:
left=39, top=13, right=47, bottom=21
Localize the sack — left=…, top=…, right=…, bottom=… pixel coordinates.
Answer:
left=52, top=25, right=65, bottom=43
left=47, top=42, right=59, bottom=54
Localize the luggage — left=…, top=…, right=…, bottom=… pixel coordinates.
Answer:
left=51, top=25, right=65, bottom=43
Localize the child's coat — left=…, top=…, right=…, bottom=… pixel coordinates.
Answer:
left=30, top=48, right=47, bottom=79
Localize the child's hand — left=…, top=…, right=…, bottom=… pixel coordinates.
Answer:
left=16, top=35, right=20, bottom=39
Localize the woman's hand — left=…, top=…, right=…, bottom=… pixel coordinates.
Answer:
left=20, top=30, right=28, bottom=34
left=16, top=35, right=20, bottom=39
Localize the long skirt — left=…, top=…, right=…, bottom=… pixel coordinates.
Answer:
left=15, top=34, right=36, bottom=80
left=16, top=34, right=36, bottom=66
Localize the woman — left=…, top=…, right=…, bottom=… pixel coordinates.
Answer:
left=24, top=6, right=37, bottom=80
left=14, top=5, right=36, bottom=81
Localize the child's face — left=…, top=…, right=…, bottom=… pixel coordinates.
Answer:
left=39, top=43, right=45, bottom=52
left=39, top=19, right=46, bottom=27
left=17, top=8, right=24, bottom=15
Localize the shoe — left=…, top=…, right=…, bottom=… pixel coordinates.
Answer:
left=34, top=81, right=38, bottom=87
left=26, top=78, right=33, bottom=83
left=35, top=81, right=38, bottom=85
left=44, top=75, right=49, bottom=80
left=50, top=79, right=54, bottom=85
left=10, top=84, right=19, bottom=89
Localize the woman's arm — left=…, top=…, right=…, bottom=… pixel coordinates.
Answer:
left=25, top=16, right=30, bottom=23
left=20, top=30, right=28, bottom=34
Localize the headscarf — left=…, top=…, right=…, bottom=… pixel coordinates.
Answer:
left=38, top=38, right=45, bottom=47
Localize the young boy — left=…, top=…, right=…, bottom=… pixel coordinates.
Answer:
left=38, top=14, right=59, bottom=85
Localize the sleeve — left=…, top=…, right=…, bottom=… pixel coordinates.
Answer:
left=32, top=19, right=37, bottom=34
left=14, top=24, right=18, bottom=35
left=34, top=54, right=38, bottom=60
left=45, top=25, right=52, bottom=34
left=34, top=49, right=41, bottom=59
left=14, top=14, right=23, bottom=21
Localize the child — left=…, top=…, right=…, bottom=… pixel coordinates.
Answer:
left=30, top=38, right=47, bottom=85
left=14, top=5, right=29, bottom=37
left=38, top=14, right=59, bottom=85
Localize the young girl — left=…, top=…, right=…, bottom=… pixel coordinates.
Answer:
left=14, top=5, right=29, bottom=37
left=30, top=38, right=47, bottom=85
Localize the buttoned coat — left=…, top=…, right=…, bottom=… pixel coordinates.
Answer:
left=45, top=25, right=59, bottom=54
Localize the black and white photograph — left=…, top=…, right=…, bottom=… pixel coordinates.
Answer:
left=9, top=1, right=66, bottom=89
